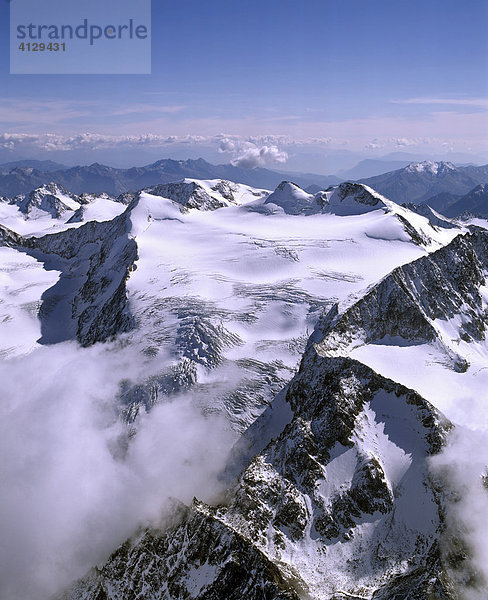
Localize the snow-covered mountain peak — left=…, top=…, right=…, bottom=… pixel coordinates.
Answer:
left=405, top=161, right=456, bottom=175
left=325, top=181, right=462, bottom=248
left=144, top=179, right=268, bottom=211
left=15, top=183, right=81, bottom=218
left=311, top=228, right=488, bottom=378
left=327, top=181, right=388, bottom=215
left=1, top=171, right=483, bottom=600
left=261, top=180, right=319, bottom=214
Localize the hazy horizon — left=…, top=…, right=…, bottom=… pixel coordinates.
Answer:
left=1, top=0, right=487, bottom=173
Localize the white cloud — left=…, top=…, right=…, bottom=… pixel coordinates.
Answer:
left=430, top=427, right=488, bottom=599
left=393, top=137, right=418, bottom=147
left=0, top=342, right=234, bottom=600
left=231, top=144, right=288, bottom=169
left=364, top=138, right=385, bottom=149
left=218, top=137, right=238, bottom=153
left=216, top=137, right=289, bottom=168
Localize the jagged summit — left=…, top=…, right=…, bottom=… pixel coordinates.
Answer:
left=60, top=353, right=455, bottom=600
left=15, top=183, right=80, bottom=218
left=259, top=180, right=389, bottom=217
left=313, top=229, right=488, bottom=375
left=325, top=182, right=460, bottom=248
left=145, top=180, right=226, bottom=211
left=144, top=178, right=268, bottom=211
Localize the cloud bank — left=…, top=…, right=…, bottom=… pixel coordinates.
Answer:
left=0, top=341, right=234, bottom=600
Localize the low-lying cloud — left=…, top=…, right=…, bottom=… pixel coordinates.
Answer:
left=0, top=341, right=234, bottom=600
left=429, top=413, right=488, bottom=598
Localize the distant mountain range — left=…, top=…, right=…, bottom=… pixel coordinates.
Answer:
left=338, top=158, right=413, bottom=179
left=2, top=159, right=488, bottom=217
left=0, top=158, right=340, bottom=198
left=0, top=159, right=68, bottom=173
left=360, top=160, right=488, bottom=205
left=423, top=183, right=488, bottom=218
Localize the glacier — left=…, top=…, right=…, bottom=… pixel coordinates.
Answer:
left=0, top=176, right=487, bottom=600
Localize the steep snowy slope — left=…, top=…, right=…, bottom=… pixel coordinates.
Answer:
left=0, top=178, right=478, bottom=600
left=315, top=227, right=488, bottom=430
left=260, top=181, right=321, bottom=214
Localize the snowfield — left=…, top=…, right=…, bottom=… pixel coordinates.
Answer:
left=0, top=177, right=486, bottom=600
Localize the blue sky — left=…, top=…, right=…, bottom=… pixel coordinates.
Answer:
left=1, top=0, right=487, bottom=171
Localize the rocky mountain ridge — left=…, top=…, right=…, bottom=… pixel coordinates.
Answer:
left=1, top=176, right=483, bottom=599
left=56, top=208, right=488, bottom=600
left=59, top=344, right=457, bottom=600
left=313, top=228, right=488, bottom=370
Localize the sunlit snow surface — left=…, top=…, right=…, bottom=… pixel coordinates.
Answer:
left=0, top=193, right=125, bottom=236
left=125, top=190, right=459, bottom=429
left=0, top=180, right=471, bottom=600
left=351, top=322, right=488, bottom=430
left=0, top=183, right=462, bottom=426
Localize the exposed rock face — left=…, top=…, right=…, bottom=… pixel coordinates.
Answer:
left=60, top=501, right=301, bottom=600
left=1, top=200, right=138, bottom=346
left=315, top=230, right=488, bottom=366
left=35, top=207, right=138, bottom=346
left=318, top=182, right=451, bottom=247
left=15, top=183, right=80, bottom=218
left=61, top=351, right=455, bottom=600
left=145, top=181, right=228, bottom=211
left=144, top=179, right=267, bottom=211
left=327, top=182, right=386, bottom=215
left=402, top=202, right=458, bottom=229
left=0, top=223, right=23, bottom=247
